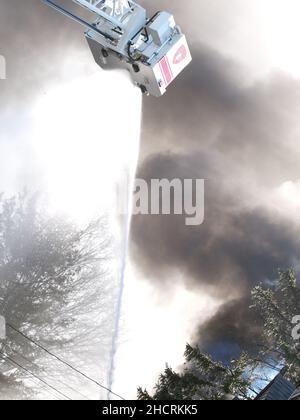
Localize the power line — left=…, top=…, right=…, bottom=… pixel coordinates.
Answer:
left=2, top=356, right=61, bottom=401
left=1, top=347, right=61, bottom=400
left=0, top=350, right=72, bottom=400
left=2, top=341, right=91, bottom=400
left=5, top=345, right=91, bottom=401
left=7, top=323, right=125, bottom=400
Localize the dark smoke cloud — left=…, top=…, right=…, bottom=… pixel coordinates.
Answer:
left=131, top=3, right=300, bottom=356
left=194, top=297, right=264, bottom=361
left=140, top=49, right=300, bottom=186
left=132, top=152, right=300, bottom=297
left=2, top=0, right=300, bottom=359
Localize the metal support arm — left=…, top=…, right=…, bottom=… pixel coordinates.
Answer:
left=42, top=0, right=116, bottom=40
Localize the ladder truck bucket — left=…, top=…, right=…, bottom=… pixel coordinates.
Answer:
left=42, top=0, right=192, bottom=97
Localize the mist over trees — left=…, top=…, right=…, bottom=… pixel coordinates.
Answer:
left=1, top=191, right=299, bottom=400
left=0, top=192, right=114, bottom=400
left=138, top=270, right=300, bottom=400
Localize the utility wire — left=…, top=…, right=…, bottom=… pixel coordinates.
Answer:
left=5, top=344, right=91, bottom=401
left=0, top=350, right=72, bottom=400
left=7, top=323, right=125, bottom=400
left=1, top=356, right=61, bottom=401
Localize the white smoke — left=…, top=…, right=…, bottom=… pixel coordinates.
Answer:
left=32, top=69, right=142, bottom=398
left=1, top=56, right=142, bottom=398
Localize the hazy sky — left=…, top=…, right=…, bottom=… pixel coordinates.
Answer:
left=1, top=0, right=300, bottom=399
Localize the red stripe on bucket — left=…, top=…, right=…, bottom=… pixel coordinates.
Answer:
left=159, top=56, right=173, bottom=86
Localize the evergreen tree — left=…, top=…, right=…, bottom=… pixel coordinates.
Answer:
left=138, top=270, right=300, bottom=400
left=0, top=192, right=111, bottom=399
left=251, top=269, right=300, bottom=383
left=138, top=346, right=253, bottom=400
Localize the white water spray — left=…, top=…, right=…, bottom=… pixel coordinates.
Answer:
left=32, top=69, right=142, bottom=399
left=107, top=107, right=142, bottom=398
left=107, top=170, right=136, bottom=398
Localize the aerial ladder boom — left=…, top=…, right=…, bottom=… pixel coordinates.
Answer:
left=42, top=0, right=192, bottom=97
